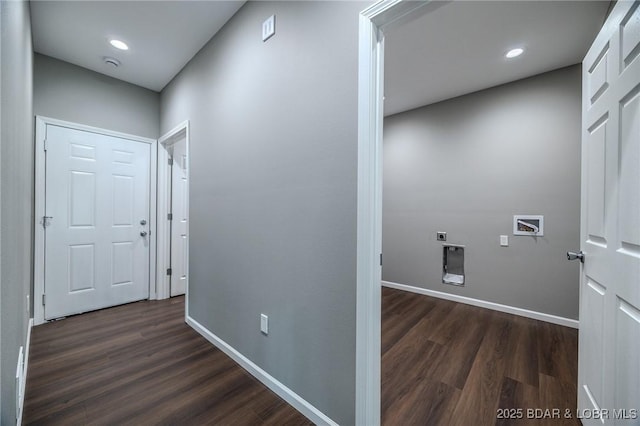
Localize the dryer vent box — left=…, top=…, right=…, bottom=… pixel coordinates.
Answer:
left=442, top=244, right=465, bottom=286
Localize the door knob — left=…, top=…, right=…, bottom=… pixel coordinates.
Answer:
left=140, top=231, right=148, bottom=237
left=567, top=250, right=584, bottom=263
left=140, top=219, right=147, bottom=225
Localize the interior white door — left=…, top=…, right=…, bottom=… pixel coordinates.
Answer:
left=44, top=125, right=151, bottom=319
left=578, top=1, right=640, bottom=424
left=170, top=137, right=188, bottom=297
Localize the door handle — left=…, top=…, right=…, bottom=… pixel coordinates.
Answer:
left=567, top=250, right=584, bottom=263
left=140, top=231, right=148, bottom=237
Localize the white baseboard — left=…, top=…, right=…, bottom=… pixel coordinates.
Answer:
left=16, top=318, right=33, bottom=425
left=186, top=315, right=338, bottom=426
left=382, top=281, right=579, bottom=329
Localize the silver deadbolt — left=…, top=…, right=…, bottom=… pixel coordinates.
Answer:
left=567, top=250, right=584, bottom=263
left=140, top=219, right=147, bottom=226
left=140, top=231, right=148, bottom=237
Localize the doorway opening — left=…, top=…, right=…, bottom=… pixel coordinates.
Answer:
left=157, top=121, right=190, bottom=310
left=355, top=0, right=632, bottom=424
left=381, top=44, right=584, bottom=426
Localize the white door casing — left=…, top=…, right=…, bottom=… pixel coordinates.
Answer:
left=157, top=121, right=189, bottom=303
left=357, top=1, right=438, bottom=424
left=170, top=137, right=188, bottom=297
left=34, top=118, right=157, bottom=324
left=579, top=1, right=640, bottom=424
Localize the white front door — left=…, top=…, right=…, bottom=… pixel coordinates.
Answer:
left=44, top=125, right=151, bottom=319
left=170, top=137, right=188, bottom=297
left=578, top=1, right=640, bottom=423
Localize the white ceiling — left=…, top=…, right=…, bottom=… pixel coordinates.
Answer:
left=384, top=1, right=611, bottom=116
left=30, top=1, right=245, bottom=92
left=30, top=1, right=610, bottom=102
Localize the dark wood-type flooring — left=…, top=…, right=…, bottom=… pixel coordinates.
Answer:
left=24, top=289, right=579, bottom=425
left=382, top=287, right=580, bottom=426
left=23, top=296, right=311, bottom=425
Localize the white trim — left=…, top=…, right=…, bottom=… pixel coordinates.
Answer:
left=33, top=116, right=158, bottom=325
left=34, top=118, right=47, bottom=325
left=356, top=2, right=432, bottom=425
left=149, top=139, right=158, bottom=302
left=35, top=116, right=156, bottom=144
left=156, top=121, right=190, bottom=306
left=382, top=280, right=579, bottom=329
left=158, top=121, right=188, bottom=146
left=186, top=315, right=338, bottom=426
left=155, top=143, right=171, bottom=300
left=16, top=318, right=33, bottom=426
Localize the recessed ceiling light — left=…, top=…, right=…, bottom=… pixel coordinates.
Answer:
left=505, top=48, right=524, bottom=59
left=109, top=39, right=129, bottom=50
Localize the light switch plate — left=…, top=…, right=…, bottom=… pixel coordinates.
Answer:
left=262, top=15, right=275, bottom=42
left=500, top=235, right=509, bottom=246
left=260, top=313, right=269, bottom=334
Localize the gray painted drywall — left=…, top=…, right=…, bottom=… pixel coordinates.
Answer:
left=383, top=65, right=581, bottom=320
left=160, top=2, right=364, bottom=423
left=34, top=54, right=160, bottom=139
left=1, top=0, right=33, bottom=422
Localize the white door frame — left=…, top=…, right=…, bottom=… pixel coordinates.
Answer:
left=356, top=1, right=436, bottom=424
left=157, top=121, right=190, bottom=309
left=33, top=116, right=158, bottom=325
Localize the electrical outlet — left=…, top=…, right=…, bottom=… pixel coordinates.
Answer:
left=262, top=15, right=275, bottom=42
left=260, top=314, right=269, bottom=335
left=437, top=232, right=447, bottom=241
left=500, top=235, right=509, bottom=247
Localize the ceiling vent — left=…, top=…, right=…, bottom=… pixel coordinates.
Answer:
left=103, top=57, right=121, bottom=67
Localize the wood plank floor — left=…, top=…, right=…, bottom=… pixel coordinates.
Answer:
left=382, top=287, right=580, bottom=426
left=24, top=289, right=579, bottom=425
left=23, top=296, right=311, bottom=425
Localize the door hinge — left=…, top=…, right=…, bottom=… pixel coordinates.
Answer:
left=42, top=216, right=53, bottom=228
left=167, top=213, right=173, bottom=221
left=167, top=268, right=172, bottom=276
left=42, top=294, right=46, bottom=305
left=43, top=139, right=48, bottom=151
left=168, top=158, right=173, bottom=166
left=380, top=253, right=383, bottom=266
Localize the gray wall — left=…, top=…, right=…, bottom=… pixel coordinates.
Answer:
left=160, top=2, right=364, bottom=423
left=0, top=0, right=34, bottom=422
left=34, top=54, right=160, bottom=139
left=383, top=65, right=581, bottom=320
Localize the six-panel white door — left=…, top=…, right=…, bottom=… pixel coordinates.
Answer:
left=44, top=125, right=151, bottom=319
left=579, top=1, right=640, bottom=424
left=170, top=137, right=188, bottom=297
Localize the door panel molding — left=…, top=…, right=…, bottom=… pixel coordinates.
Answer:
left=578, top=1, right=640, bottom=423
left=34, top=116, right=157, bottom=325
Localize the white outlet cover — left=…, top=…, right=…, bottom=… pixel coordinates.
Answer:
left=500, top=235, right=509, bottom=246
left=260, top=313, right=269, bottom=334
left=262, top=15, right=275, bottom=42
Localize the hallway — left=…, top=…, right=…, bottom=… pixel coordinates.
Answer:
left=24, top=287, right=580, bottom=425
left=23, top=296, right=310, bottom=425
